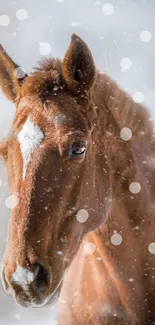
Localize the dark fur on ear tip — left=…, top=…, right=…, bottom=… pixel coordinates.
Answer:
left=71, top=34, right=81, bottom=42
left=0, top=46, right=26, bottom=102
left=62, top=34, right=96, bottom=94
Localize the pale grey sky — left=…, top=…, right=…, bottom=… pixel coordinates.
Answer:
left=0, top=0, right=155, bottom=324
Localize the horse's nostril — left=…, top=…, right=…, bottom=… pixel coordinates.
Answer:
left=35, top=263, right=49, bottom=290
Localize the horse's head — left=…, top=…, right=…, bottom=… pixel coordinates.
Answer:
left=0, top=35, right=112, bottom=307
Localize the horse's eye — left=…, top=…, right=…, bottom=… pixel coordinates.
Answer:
left=71, top=142, right=86, bottom=156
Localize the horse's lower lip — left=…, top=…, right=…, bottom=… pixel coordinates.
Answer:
left=38, top=279, right=63, bottom=308
left=15, top=279, right=62, bottom=309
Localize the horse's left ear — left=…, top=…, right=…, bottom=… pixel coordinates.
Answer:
left=62, top=34, right=96, bottom=93
left=0, top=45, right=26, bottom=102
left=0, top=140, right=8, bottom=161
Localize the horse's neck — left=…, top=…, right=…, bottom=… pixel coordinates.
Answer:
left=90, top=71, right=155, bottom=274
left=92, top=72, right=155, bottom=224
left=93, top=71, right=155, bottom=270
left=59, top=218, right=145, bottom=323
left=59, top=190, right=155, bottom=322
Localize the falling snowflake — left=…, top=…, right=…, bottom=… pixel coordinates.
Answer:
left=71, top=21, right=82, bottom=27
left=120, top=127, right=132, bottom=141
left=60, top=299, right=66, bottom=304
left=14, top=314, right=20, bottom=320
left=0, top=179, right=2, bottom=187
left=57, top=251, right=63, bottom=255
left=148, top=242, right=155, bottom=254
left=129, top=182, right=141, bottom=194
left=83, top=242, right=96, bottom=254
left=14, top=67, right=26, bottom=79
left=102, top=3, right=114, bottom=15
left=5, top=193, right=20, bottom=209
left=95, top=1, right=101, bottom=5
left=0, top=15, right=10, bottom=26
left=110, top=233, right=123, bottom=245
left=16, top=9, right=28, bottom=20
left=76, top=209, right=89, bottom=223
left=120, top=57, right=132, bottom=71
left=39, top=42, right=51, bottom=55
left=132, top=91, right=144, bottom=104
left=140, top=30, right=152, bottom=43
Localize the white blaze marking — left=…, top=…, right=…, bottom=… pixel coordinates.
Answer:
left=12, top=265, right=38, bottom=288
left=11, top=264, right=40, bottom=297
left=18, top=118, right=44, bottom=180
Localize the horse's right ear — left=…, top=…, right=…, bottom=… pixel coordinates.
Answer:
left=62, top=34, right=96, bottom=93
left=0, top=45, right=26, bottom=102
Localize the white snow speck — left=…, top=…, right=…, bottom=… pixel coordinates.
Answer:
left=60, top=299, right=66, bottom=304
left=84, top=242, right=96, bottom=254
left=16, top=9, right=28, bottom=21
left=0, top=15, right=10, bottom=26
left=128, top=278, right=134, bottom=282
left=12, top=32, right=17, bottom=36
left=14, top=314, right=20, bottom=320
left=140, top=30, right=152, bottom=43
left=5, top=193, right=20, bottom=209
left=71, top=21, right=82, bottom=27
left=129, top=182, right=141, bottom=194
left=0, top=180, right=2, bottom=187
left=39, top=42, right=51, bottom=55
left=57, top=251, right=63, bottom=255
left=14, top=67, right=26, bottom=79
left=120, top=57, right=132, bottom=71
left=76, top=209, right=89, bottom=223
left=148, top=242, right=155, bottom=254
left=56, top=0, right=65, bottom=2
left=120, top=127, right=132, bottom=141
left=134, top=226, right=140, bottom=230
left=95, top=1, right=101, bottom=5
left=110, top=233, right=123, bottom=245
left=102, top=3, right=114, bottom=15
left=132, top=91, right=144, bottom=104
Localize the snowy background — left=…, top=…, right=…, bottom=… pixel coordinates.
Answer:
left=0, top=0, right=155, bottom=324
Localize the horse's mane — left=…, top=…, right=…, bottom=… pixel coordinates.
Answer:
left=35, top=57, right=62, bottom=74
left=21, top=58, right=64, bottom=99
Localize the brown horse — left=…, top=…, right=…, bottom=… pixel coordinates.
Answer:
left=0, top=34, right=155, bottom=325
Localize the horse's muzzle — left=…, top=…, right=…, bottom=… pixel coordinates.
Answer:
left=0, top=262, right=58, bottom=308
